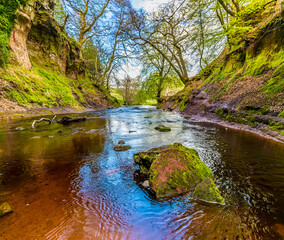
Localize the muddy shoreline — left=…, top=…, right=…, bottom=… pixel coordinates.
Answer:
left=0, top=105, right=113, bottom=120
left=181, top=112, right=284, bottom=145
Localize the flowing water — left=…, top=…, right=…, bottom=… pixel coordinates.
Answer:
left=0, top=106, right=283, bottom=240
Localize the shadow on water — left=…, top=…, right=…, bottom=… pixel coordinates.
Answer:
left=0, top=106, right=283, bottom=239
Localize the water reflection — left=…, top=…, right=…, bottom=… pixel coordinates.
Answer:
left=0, top=107, right=283, bottom=239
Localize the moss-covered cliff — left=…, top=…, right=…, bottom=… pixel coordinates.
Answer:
left=159, top=1, right=284, bottom=141
left=0, top=0, right=117, bottom=114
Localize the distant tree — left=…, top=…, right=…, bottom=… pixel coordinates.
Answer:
left=122, top=76, right=139, bottom=105
left=83, top=39, right=103, bottom=82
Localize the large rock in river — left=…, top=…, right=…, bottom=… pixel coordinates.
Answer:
left=148, top=143, right=214, bottom=198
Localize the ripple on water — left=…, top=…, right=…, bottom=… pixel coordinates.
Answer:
left=0, top=106, right=283, bottom=239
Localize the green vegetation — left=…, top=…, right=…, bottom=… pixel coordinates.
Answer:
left=0, top=62, right=114, bottom=108
left=149, top=143, right=214, bottom=198
left=193, top=177, right=225, bottom=205
left=216, top=108, right=257, bottom=127
left=262, top=63, right=284, bottom=95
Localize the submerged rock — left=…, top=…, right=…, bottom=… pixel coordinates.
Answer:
left=142, top=180, right=150, bottom=188
left=193, top=177, right=225, bottom=205
left=118, top=140, right=125, bottom=144
left=114, top=144, right=131, bottom=151
left=16, top=127, right=24, bottom=131
left=149, top=143, right=213, bottom=198
left=0, top=202, right=13, bottom=217
left=155, top=124, right=171, bottom=132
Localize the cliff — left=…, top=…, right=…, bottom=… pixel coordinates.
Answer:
left=159, top=1, right=284, bottom=142
left=0, top=0, right=117, bottom=114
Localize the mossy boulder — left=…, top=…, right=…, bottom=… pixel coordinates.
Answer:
left=114, top=144, right=131, bottom=151
left=193, top=177, right=225, bottom=205
left=155, top=124, right=171, bottom=132
left=0, top=202, right=13, bottom=218
left=149, top=143, right=214, bottom=198
left=134, top=145, right=170, bottom=174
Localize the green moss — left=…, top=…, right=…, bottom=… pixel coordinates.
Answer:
left=279, top=110, right=284, bottom=118
left=193, top=177, right=225, bottom=205
left=11, top=113, right=25, bottom=118
left=268, top=120, right=284, bottom=132
left=0, top=0, right=29, bottom=66
left=154, top=124, right=171, bottom=132
left=216, top=108, right=257, bottom=127
left=134, top=151, right=160, bottom=173
left=178, top=93, right=191, bottom=112
left=148, top=143, right=214, bottom=198
left=246, top=48, right=284, bottom=77
left=262, top=63, right=284, bottom=95
left=0, top=62, right=112, bottom=109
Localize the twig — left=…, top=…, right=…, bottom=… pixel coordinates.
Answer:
left=32, top=118, right=52, bottom=128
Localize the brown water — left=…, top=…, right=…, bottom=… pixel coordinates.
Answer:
left=0, top=106, right=283, bottom=240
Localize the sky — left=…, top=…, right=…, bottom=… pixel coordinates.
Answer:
left=131, top=0, right=171, bottom=12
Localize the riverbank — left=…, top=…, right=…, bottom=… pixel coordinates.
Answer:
left=0, top=104, right=112, bottom=120
left=160, top=87, right=284, bottom=144
left=184, top=113, right=284, bottom=144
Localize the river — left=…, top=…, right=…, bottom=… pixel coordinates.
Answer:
left=0, top=106, right=283, bottom=239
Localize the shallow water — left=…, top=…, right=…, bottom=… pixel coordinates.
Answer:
left=0, top=106, right=283, bottom=239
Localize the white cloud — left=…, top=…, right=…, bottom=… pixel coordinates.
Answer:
left=132, top=0, right=170, bottom=12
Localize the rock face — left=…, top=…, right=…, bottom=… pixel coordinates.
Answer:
left=154, top=124, right=171, bottom=132
left=9, top=1, right=35, bottom=69
left=149, top=143, right=213, bottom=198
left=10, top=0, right=86, bottom=79
left=193, top=177, right=225, bottom=205
left=0, top=202, right=13, bottom=218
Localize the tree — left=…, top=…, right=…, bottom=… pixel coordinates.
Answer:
left=83, top=39, right=103, bottom=82
left=63, top=0, right=111, bottom=49
left=121, top=76, right=139, bottom=105
left=126, top=0, right=216, bottom=84
left=141, top=43, right=182, bottom=99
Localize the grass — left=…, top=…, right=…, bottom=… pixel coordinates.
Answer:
left=0, top=62, right=109, bottom=109
left=262, top=63, right=284, bottom=95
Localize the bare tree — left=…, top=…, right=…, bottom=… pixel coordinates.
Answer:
left=63, top=0, right=111, bottom=49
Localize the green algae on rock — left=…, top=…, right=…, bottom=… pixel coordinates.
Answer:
left=149, top=143, right=214, bottom=198
left=193, top=177, right=225, bottom=205
left=114, top=144, right=131, bottom=151
left=0, top=202, right=13, bottom=218
left=134, top=145, right=170, bottom=174
left=155, top=124, right=171, bottom=132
